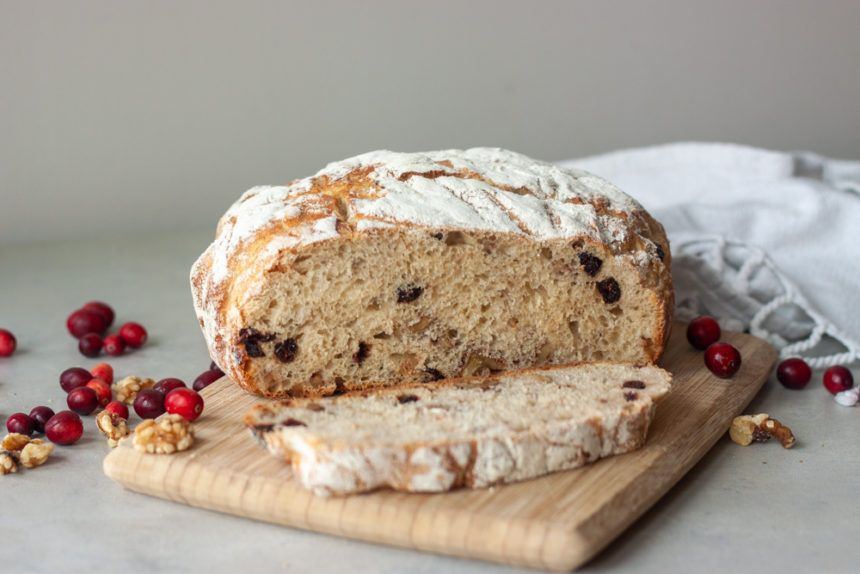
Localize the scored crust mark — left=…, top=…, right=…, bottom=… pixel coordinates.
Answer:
left=238, top=328, right=275, bottom=358
left=353, top=342, right=371, bottom=364
left=622, top=380, right=646, bottom=389
left=596, top=278, right=621, bottom=304
left=577, top=252, right=603, bottom=277
left=274, top=338, right=298, bottom=363
left=396, top=285, right=424, bottom=303
left=397, top=169, right=455, bottom=182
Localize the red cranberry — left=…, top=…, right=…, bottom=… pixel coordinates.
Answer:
left=66, top=308, right=107, bottom=338
left=704, top=342, right=742, bottom=378
left=153, top=377, right=186, bottom=396
left=90, top=362, right=114, bottom=384
left=134, top=389, right=166, bottom=419
left=60, top=367, right=93, bottom=392
left=104, top=401, right=129, bottom=420
left=776, top=358, right=812, bottom=390
left=165, top=388, right=205, bottom=421
left=823, top=366, right=854, bottom=395
left=103, top=334, right=126, bottom=356
left=79, top=333, right=103, bottom=357
left=29, top=406, right=55, bottom=433
left=82, top=301, right=115, bottom=328
left=45, top=411, right=84, bottom=445
left=67, top=386, right=99, bottom=415
left=86, top=379, right=112, bottom=407
left=119, top=322, right=148, bottom=348
left=687, top=316, right=721, bottom=350
left=6, top=412, right=36, bottom=436
left=193, top=369, right=223, bottom=392
left=0, top=328, right=17, bottom=357
left=209, top=361, right=224, bottom=376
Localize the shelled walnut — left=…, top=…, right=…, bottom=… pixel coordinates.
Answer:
left=729, top=414, right=796, bottom=448
left=133, top=414, right=194, bottom=454
left=96, top=410, right=130, bottom=447
left=0, top=450, right=19, bottom=475
left=19, top=440, right=55, bottom=468
left=112, top=375, right=155, bottom=404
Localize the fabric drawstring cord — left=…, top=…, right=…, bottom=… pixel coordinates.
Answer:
left=672, top=235, right=860, bottom=369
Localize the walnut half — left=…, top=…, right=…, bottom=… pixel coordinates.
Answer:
left=96, top=410, right=130, bottom=447
left=730, top=414, right=796, bottom=448
left=133, top=414, right=194, bottom=454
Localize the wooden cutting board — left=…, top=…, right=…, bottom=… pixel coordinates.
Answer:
left=103, top=324, right=776, bottom=571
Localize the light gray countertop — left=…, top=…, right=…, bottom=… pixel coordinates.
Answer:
left=2, top=231, right=858, bottom=573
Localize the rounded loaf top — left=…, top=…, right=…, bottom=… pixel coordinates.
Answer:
left=203, top=147, right=660, bottom=284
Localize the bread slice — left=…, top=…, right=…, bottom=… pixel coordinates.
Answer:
left=244, top=362, right=672, bottom=496
left=191, top=148, right=674, bottom=398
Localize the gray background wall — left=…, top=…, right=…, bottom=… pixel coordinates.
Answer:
left=2, top=0, right=858, bottom=245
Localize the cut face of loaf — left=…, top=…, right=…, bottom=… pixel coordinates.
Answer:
left=191, top=148, right=674, bottom=398
left=244, top=362, right=672, bottom=496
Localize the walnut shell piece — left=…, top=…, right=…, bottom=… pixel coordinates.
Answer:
left=133, top=414, right=194, bottom=454
left=729, top=414, right=796, bottom=448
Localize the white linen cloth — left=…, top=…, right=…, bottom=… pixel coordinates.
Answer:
left=560, top=142, right=860, bottom=368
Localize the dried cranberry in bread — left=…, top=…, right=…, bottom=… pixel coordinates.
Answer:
left=244, top=362, right=672, bottom=496
left=191, top=148, right=673, bottom=398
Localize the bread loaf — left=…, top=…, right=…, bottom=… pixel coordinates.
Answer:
left=244, top=362, right=672, bottom=496
left=191, top=148, right=673, bottom=398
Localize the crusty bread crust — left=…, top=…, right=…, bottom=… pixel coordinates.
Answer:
left=191, top=148, right=674, bottom=398
left=244, top=361, right=672, bottom=496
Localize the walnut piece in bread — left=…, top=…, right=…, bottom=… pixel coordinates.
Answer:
left=192, top=148, right=674, bottom=398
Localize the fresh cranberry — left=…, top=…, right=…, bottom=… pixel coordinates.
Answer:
left=119, top=322, right=147, bottom=348
left=86, top=379, right=112, bottom=407
left=165, top=388, right=205, bottom=421
left=776, top=358, right=812, bottom=390
left=686, top=316, right=721, bottom=350
left=6, top=412, right=36, bottom=436
left=0, top=328, right=17, bottom=357
left=67, top=386, right=99, bottom=415
left=28, top=406, right=55, bottom=433
left=82, top=301, right=115, bottom=328
left=66, top=308, right=107, bottom=338
left=103, top=334, right=126, bottom=356
left=45, top=411, right=84, bottom=445
left=134, top=389, right=166, bottom=419
left=60, top=367, right=93, bottom=392
left=79, top=333, right=103, bottom=357
left=823, top=366, right=854, bottom=395
left=153, top=377, right=186, bottom=396
left=704, top=342, right=742, bottom=378
left=104, top=401, right=129, bottom=420
left=193, top=369, right=222, bottom=391
left=209, top=361, right=224, bottom=376
left=90, top=362, right=114, bottom=384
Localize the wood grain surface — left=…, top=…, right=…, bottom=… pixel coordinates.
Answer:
left=103, top=324, right=776, bottom=571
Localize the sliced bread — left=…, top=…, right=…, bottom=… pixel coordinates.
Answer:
left=244, top=362, right=672, bottom=496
